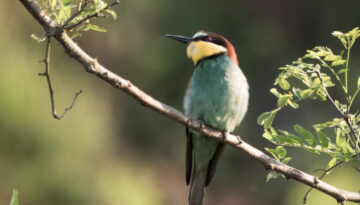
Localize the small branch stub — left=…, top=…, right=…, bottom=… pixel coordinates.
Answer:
left=54, top=90, right=83, bottom=120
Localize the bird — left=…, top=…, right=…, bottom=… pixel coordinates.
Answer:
left=167, top=31, right=249, bottom=205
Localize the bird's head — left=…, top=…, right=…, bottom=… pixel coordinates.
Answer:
left=167, top=31, right=238, bottom=66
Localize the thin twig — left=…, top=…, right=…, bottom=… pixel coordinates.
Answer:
left=38, top=37, right=55, bottom=115
left=39, top=36, right=82, bottom=120
left=314, top=65, right=345, bottom=116
left=55, top=90, right=83, bottom=119
left=303, top=160, right=344, bottom=204
left=314, top=64, right=359, bottom=144
left=322, top=61, right=347, bottom=95
left=64, top=0, right=119, bottom=31
left=348, top=87, right=360, bottom=111
left=18, top=0, right=360, bottom=203
left=62, top=0, right=91, bottom=27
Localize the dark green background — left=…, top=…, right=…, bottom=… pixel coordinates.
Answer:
left=0, top=0, right=359, bottom=204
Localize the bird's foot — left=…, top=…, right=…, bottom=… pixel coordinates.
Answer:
left=199, top=120, right=205, bottom=131
left=186, top=119, right=191, bottom=128
left=236, top=135, right=243, bottom=145
left=221, top=131, right=229, bottom=143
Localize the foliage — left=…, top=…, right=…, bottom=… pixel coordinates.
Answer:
left=9, top=189, right=19, bottom=205
left=258, top=27, right=360, bottom=170
left=39, top=0, right=117, bottom=38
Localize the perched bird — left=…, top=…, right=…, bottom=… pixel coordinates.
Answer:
left=167, top=31, right=249, bottom=205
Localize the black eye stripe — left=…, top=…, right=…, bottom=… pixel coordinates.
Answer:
left=192, top=35, right=227, bottom=47
left=193, top=35, right=208, bottom=41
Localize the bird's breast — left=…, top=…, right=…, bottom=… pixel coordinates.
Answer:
left=184, top=55, right=249, bottom=132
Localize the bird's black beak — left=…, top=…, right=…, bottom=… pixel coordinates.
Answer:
left=166, top=34, right=191, bottom=44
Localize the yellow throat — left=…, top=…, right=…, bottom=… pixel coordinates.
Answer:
left=186, top=41, right=227, bottom=65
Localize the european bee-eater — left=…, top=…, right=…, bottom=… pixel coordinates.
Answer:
left=167, top=31, right=249, bottom=205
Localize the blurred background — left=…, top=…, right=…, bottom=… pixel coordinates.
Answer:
left=1, top=0, right=360, bottom=204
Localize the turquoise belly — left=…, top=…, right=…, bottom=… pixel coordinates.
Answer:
left=184, top=54, right=248, bottom=132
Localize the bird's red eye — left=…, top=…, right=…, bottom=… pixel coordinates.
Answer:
left=204, top=36, right=211, bottom=41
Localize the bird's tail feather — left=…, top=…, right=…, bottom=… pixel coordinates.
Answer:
left=189, top=169, right=207, bottom=205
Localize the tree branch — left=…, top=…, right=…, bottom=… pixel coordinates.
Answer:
left=18, top=0, right=360, bottom=203
left=38, top=35, right=82, bottom=119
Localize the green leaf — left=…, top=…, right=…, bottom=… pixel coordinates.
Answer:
left=324, top=54, right=341, bottom=61
left=326, top=157, right=337, bottom=170
left=314, top=120, right=335, bottom=130
left=314, top=88, right=327, bottom=101
left=278, top=130, right=304, bottom=146
left=357, top=76, right=360, bottom=88
left=84, top=4, right=97, bottom=13
left=281, top=157, right=291, bottom=164
left=300, top=89, right=314, bottom=99
left=9, top=189, right=19, bottom=205
left=316, top=130, right=330, bottom=148
left=270, top=88, right=281, bottom=97
left=277, top=94, right=292, bottom=107
left=287, top=100, right=299, bottom=109
left=340, top=38, right=347, bottom=48
left=276, top=75, right=290, bottom=90
left=57, top=6, right=71, bottom=23
left=269, top=127, right=278, bottom=135
left=87, top=24, right=107, bottom=32
left=312, top=77, right=321, bottom=87
left=104, top=9, right=117, bottom=20
left=51, top=0, right=58, bottom=10
left=258, top=110, right=278, bottom=129
left=265, top=147, right=278, bottom=160
left=293, top=124, right=316, bottom=147
left=322, top=76, right=335, bottom=87
left=263, top=132, right=275, bottom=143
left=332, top=31, right=344, bottom=38
left=313, top=46, right=332, bottom=57
left=337, top=68, right=347, bottom=74
left=331, top=59, right=346, bottom=66
left=257, top=112, right=271, bottom=125
left=305, top=50, right=320, bottom=59
left=303, top=147, right=320, bottom=154
left=94, top=0, right=107, bottom=10
left=61, top=0, right=72, bottom=6
left=292, top=87, right=302, bottom=100
left=275, top=146, right=287, bottom=159
left=335, top=128, right=355, bottom=158
left=271, top=134, right=292, bottom=145
left=303, top=53, right=316, bottom=59
left=264, top=111, right=277, bottom=129
left=335, top=128, right=346, bottom=147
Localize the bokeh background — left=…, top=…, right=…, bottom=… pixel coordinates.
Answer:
left=1, top=0, right=360, bottom=204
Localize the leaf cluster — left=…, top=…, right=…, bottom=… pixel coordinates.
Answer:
left=39, top=0, right=117, bottom=38
left=258, top=27, right=360, bottom=170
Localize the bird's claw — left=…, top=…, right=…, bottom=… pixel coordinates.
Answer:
left=221, top=131, right=229, bottom=143
left=199, top=120, right=205, bottom=131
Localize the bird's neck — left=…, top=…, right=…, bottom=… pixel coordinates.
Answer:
left=225, top=43, right=238, bottom=65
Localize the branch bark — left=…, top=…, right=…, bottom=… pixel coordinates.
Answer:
left=19, top=0, right=360, bottom=203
